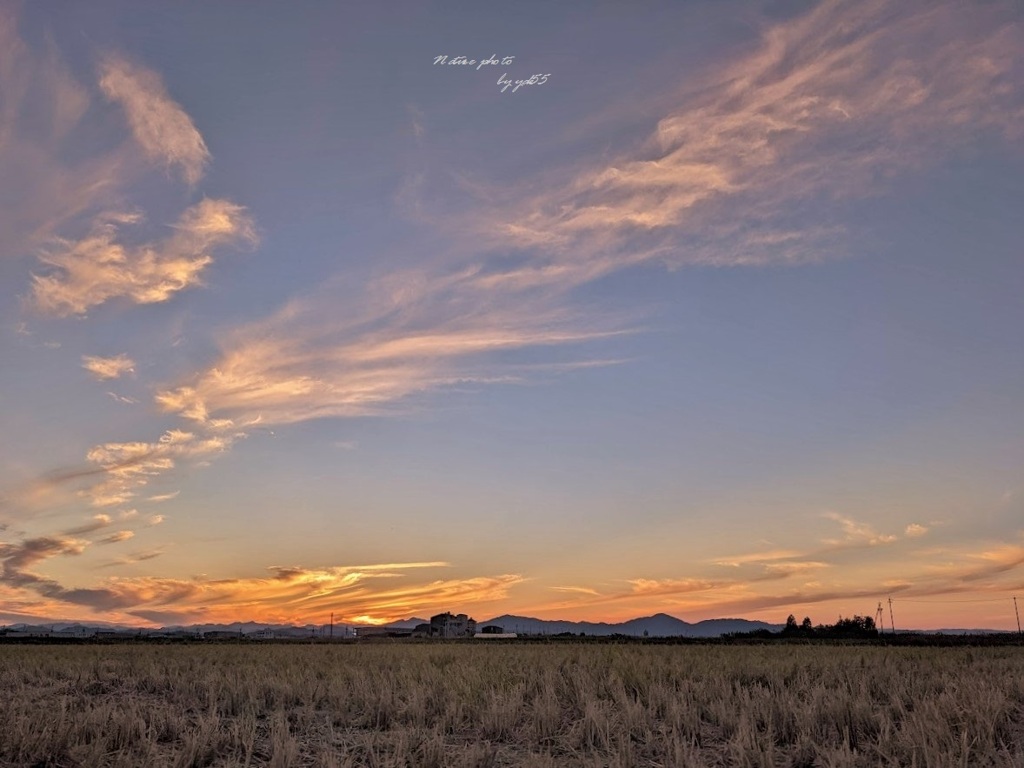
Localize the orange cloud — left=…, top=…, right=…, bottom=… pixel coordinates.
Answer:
left=32, top=200, right=256, bottom=316
left=712, top=549, right=804, bottom=567
left=821, top=512, right=898, bottom=547
left=0, top=555, right=522, bottom=626
left=82, top=354, right=135, bottom=380
left=83, top=429, right=233, bottom=507
left=97, top=531, right=134, bottom=545
left=155, top=286, right=623, bottom=429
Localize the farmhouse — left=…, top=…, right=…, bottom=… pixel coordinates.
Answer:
left=474, top=624, right=517, bottom=639
left=429, top=612, right=477, bottom=638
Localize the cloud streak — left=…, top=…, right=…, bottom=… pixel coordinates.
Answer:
left=821, top=512, right=897, bottom=547
left=98, top=54, right=210, bottom=185
left=82, top=354, right=135, bottom=380
left=82, top=429, right=233, bottom=508
left=155, top=280, right=625, bottom=429
left=97, top=530, right=134, bottom=545
left=31, top=200, right=256, bottom=316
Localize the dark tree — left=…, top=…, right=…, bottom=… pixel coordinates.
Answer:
left=825, top=614, right=879, bottom=638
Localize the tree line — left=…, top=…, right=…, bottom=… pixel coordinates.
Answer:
left=725, top=614, right=880, bottom=641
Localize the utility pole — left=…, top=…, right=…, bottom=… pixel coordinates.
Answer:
left=888, top=597, right=896, bottom=635
left=1014, top=597, right=1021, bottom=637
left=875, top=602, right=885, bottom=634
left=330, top=612, right=334, bottom=640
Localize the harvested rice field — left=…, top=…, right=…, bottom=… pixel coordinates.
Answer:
left=1, top=642, right=1023, bottom=767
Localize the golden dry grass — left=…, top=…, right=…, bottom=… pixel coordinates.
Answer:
left=0, top=642, right=1022, bottom=767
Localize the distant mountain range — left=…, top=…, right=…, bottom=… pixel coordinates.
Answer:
left=382, top=613, right=783, bottom=636
left=0, top=613, right=782, bottom=638
left=1, top=613, right=1014, bottom=638
left=475, top=613, right=781, bottom=637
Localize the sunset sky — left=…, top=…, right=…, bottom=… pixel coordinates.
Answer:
left=2, top=0, right=1023, bottom=631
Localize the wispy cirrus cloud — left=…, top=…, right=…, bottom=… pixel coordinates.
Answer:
left=98, top=54, right=210, bottom=185
left=762, top=561, right=830, bottom=577
left=82, top=353, right=135, bottom=380
left=154, top=280, right=625, bottom=429
left=62, top=513, right=113, bottom=536
left=107, top=392, right=139, bottom=405
left=713, top=549, right=804, bottom=567
left=97, top=530, right=134, bottom=545
left=550, top=586, right=601, bottom=597
left=146, top=492, right=179, bottom=503
left=31, top=199, right=256, bottom=316
left=97, top=548, right=166, bottom=569
left=83, top=429, right=233, bottom=508
left=2, top=432, right=224, bottom=514
left=628, top=578, right=720, bottom=598
left=714, top=512, right=926, bottom=570
left=917, top=543, right=1024, bottom=586
left=821, top=511, right=897, bottom=547
left=429, top=0, right=1023, bottom=290
left=0, top=11, right=126, bottom=264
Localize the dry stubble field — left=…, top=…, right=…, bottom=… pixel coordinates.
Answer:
left=1, top=641, right=1023, bottom=767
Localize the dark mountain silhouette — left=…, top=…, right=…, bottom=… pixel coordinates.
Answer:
left=483, top=613, right=781, bottom=637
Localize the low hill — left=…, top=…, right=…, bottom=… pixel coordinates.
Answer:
left=482, top=613, right=781, bottom=637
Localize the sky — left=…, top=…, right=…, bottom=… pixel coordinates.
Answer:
left=1, top=0, right=1023, bottom=631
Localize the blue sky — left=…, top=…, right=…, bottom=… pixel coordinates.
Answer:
left=1, top=0, right=1023, bottom=629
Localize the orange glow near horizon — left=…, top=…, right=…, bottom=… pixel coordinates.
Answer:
left=2, top=549, right=1023, bottom=631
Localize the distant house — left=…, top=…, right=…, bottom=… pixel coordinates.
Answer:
left=94, top=630, right=130, bottom=640
left=412, top=623, right=432, bottom=638
left=351, top=625, right=413, bottom=638
left=53, top=626, right=95, bottom=639
left=202, top=630, right=243, bottom=640
left=480, top=624, right=505, bottom=634
left=147, top=629, right=192, bottom=640
left=3, top=629, right=52, bottom=639
left=429, top=612, right=477, bottom=638
left=353, top=626, right=391, bottom=638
